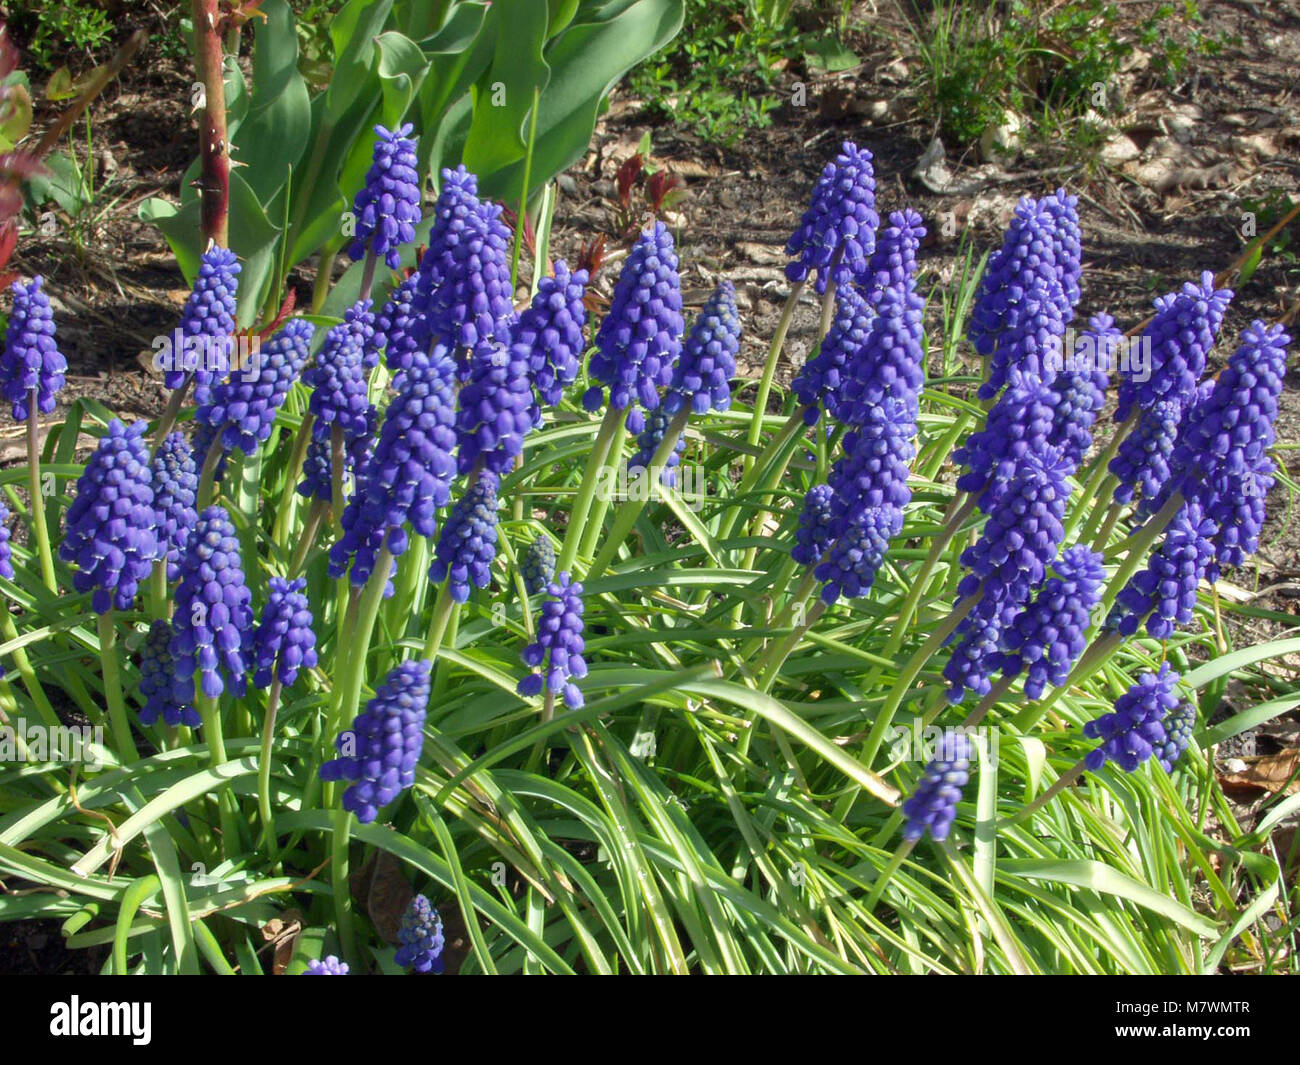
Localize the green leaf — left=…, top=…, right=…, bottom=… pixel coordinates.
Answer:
left=477, top=0, right=685, bottom=203
left=238, top=0, right=313, bottom=204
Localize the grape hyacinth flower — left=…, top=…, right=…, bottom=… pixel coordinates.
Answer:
left=252, top=577, right=318, bottom=689
left=430, top=471, right=500, bottom=602
left=791, top=283, right=873, bottom=424
left=521, top=534, right=556, bottom=595
left=0, top=499, right=12, bottom=581
left=861, top=208, right=925, bottom=307
left=785, top=141, right=879, bottom=295
left=954, top=378, right=1059, bottom=501
left=455, top=340, right=538, bottom=474
left=1047, top=314, right=1119, bottom=469
left=518, top=572, right=587, bottom=709
left=304, top=956, right=349, bottom=975
left=372, top=271, right=425, bottom=377
left=297, top=433, right=338, bottom=503
left=1042, top=188, right=1083, bottom=310
left=170, top=506, right=253, bottom=702
left=584, top=221, right=684, bottom=412
left=663, top=279, right=741, bottom=415
left=976, top=273, right=1069, bottom=401
left=519, top=260, right=589, bottom=407
left=627, top=405, right=686, bottom=487
left=303, top=300, right=376, bottom=443
left=1114, top=499, right=1217, bottom=639
left=138, top=619, right=199, bottom=728
left=792, top=485, right=835, bottom=567
left=1109, top=398, right=1181, bottom=508
left=331, top=353, right=458, bottom=587
left=1, top=276, right=66, bottom=419
left=1156, top=701, right=1196, bottom=773
left=999, top=545, right=1105, bottom=698
left=838, top=279, right=927, bottom=430
left=416, top=166, right=514, bottom=357
left=59, top=420, right=159, bottom=614
left=195, top=318, right=315, bottom=454
left=902, top=731, right=972, bottom=843
left=395, top=894, right=445, bottom=974
left=150, top=432, right=198, bottom=582
left=1114, top=270, right=1232, bottom=422
left=349, top=123, right=421, bottom=272
left=320, top=659, right=432, bottom=823
left=170, top=246, right=240, bottom=402
left=815, top=505, right=902, bottom=604
left=968, top=193, right=1077, bottom=373
left=1084, top=663, right=1180, bottom=772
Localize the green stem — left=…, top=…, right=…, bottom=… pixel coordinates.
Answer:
left=257, top=678, right=283, bottom=855
left=744, top=281, right=806, bottom=464
left=196, top=432, right=226, bottom=510
left=864, top=838, right=917, bottom=913
left=0, top=604, right=61, bottom=729
left=510, top=87, right=541, bottom=291
left=272, top=411, right=315, bottom=548
left=289, top=500, right=327, bottom=576
left=330, top=424, right=346, bottom=535
left=557, top=405, right=624, bottom=573
left=96, top=612, right=138, bottom=763
left=586, top=407, right=690, bottom=582
left=859, top=589, right=981, bottom=767
left=26, top=399, right=57, bottom=591
left=150, top=378, right=192, bottom=457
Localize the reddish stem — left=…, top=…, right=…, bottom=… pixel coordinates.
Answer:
left=192, top=0, right=230, bottom=247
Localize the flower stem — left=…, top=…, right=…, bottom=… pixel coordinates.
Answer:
left=744, top=281, right=805, bottom=467
left=26, top=398, right=56, bottom=591
left=272, top=411, right=315, bottom=548
left=0, top=603, right=60, bottom=729
left=586, top=407, right=690, bottom=582
left=257, top=678, right=283, bottom=856
left=557, top=406, right=624, bottom=573
left=96, top=611, right=138, bottom=763
left=864, top=838, right=917, bottom=913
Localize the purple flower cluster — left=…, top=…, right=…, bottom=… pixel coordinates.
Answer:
left=304, top=956, right=349, bottom=975
left=1156, top=700, right=1195, bottom=773
left=1110, top=399, right=1181, bottom=508
left=815, top=506, right=902, bottom=603
left=138, top=619, right=199, bottom=728
left=455, top=340, right=538, bottom=474
left=954, top=379, right=1058, bottom=500
left=1115, top=272, right=1232, bottom=421
left=320, top=659, right=432, bottom=823
left=791, top=283, right=873, bottom=424
left=1, top=276, right=66, bottom=419
left=519, top=260, right=589, bottom=407
left=1114, top=498, right=1217, bottom=639
left=663, top=280, right=741, bottom=415
left=862, top=209, right=926, bottom=306
left=170, top=506, right=253, bottom=702
left=1047, top=315, right=1119, bottom=469
left=968, top=191, right=1079, bottom=399
left=521, top=534, right=556, bottom=595
left=785, top=141, right=878, bottom=295
left=172, top=246, right=240, bottom=402
left=252, top=577, right=318, bottom=689
left=304, top=300, right=376, bottom=442
left=0, top=500, right=12, bottom=581
left=349, top=123, right=421, bottom=271
left=395, top=894, right=445, bottom=974
left=372, top=272, right=425, bottom=377
left=945, top=448, right=1071, bottom=701
left=59, top=420, right=160, bottom=614
left=430, top=471, right=500, bottom=602
left=1084, top=663, right=1181, bottom=772
left=791, top=484, right=834, bottom=566
left=149, top=432, right=198, bottom=582
left=902, top=731, right=972, bottom=842
left=332, top=353, right=458, bottom=587
left=196, top=318, right=315, bottom=454
left=416, top=166, right=514, bottom=357
left=837, top=281, right=926, bottom=429
left=627, top=405, right=686, bottom=487
left=518, top=572, right=586, bottom=709
left=999, top=545, right=1105, bottom=698
left=585, top=221, right=684, bottom=412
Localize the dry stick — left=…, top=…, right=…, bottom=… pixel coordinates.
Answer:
left=191, top=1, right=230, bottom=247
